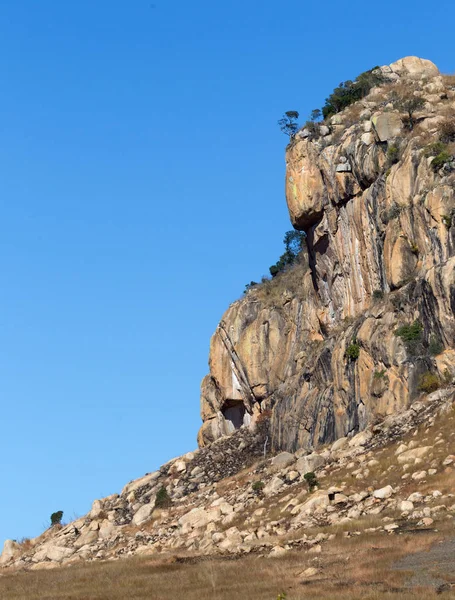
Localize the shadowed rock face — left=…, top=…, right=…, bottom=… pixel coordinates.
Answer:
left=198, top=57, right=455, bottom=451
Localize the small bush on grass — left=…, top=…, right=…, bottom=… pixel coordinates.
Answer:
left=251, top=481, right=265, bottom=494
left=155, top=487, right=172, bottom=509
left=304, top=472, right=319, bottom=492
left=387, top=144, right=400, bottom=165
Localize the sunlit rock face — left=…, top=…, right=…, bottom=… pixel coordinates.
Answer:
left=199, top=57, right=455, bottom=451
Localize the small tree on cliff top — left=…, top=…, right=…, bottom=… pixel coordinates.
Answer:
left=278, top=111, right=300, bottom=139
left=269, top=230, right=306, bottom=277
left=50, top=511, right=63, bottom=527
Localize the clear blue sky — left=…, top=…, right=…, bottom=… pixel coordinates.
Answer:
left=0, top=0, right=453, bottom=544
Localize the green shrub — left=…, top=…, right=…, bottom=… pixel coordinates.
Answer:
left=304, top=472, right=319, bottom=492
left=373, top=289, right=384, bottom=300
left=155, top=486, right=172, bottom=509
left=346, top=340, right=360, bottom=361
left=443, top=369, right=453, bottom=385
left=269, top=230, right=306, bottom=277
left=431, top=151, right=453, bottom=172
left=373, top=369, right=387, bottom=379
left=301, top=120, right=321, bottom=140
left=50, top=511, right=63, bottom=527
left=387, top=145, right=400, bottom=165
left=394, top=320, right=423, bottom=355
left=409, top=242, right=419, bottom=255
left=428, top=334, right=443, bottom=356
left=252, top=481, right=265, bottom=493
left=384, top=203, right=402, bottom=222
left=424, top=141, right=447, bottom=158
left=321, top=67, right=385, bottom=120
left=244, top=281, right=258, bottom=294
left=418, top=372, right=440, bottom=393
left=441, top=214, right=452, bottom=228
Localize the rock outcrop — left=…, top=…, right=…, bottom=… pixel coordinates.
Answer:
left=198, top=56, right=455, bottom=452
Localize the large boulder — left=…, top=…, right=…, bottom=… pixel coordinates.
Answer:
left=371, top=113, right=402, bottom=142
left=295, top=453, right=325, bottom=475
left=389, top=56, right=439, bottom=78
left=0, top=539, right=21, bottom=565
left=271, top=452, right=295, bottom=470
left=132, top=502, right=155, bottom=526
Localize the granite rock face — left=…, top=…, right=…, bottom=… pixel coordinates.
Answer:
left=199, top=57, right=455, bottom=451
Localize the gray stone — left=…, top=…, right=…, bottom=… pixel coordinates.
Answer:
left=348, top=430, right=372, bottom=448
left=0, top=539, right=21, bottom=565
left=361, top=132, right=374, bottom=145
left=45, top=545, right=75, bottom=562
left=373, top=485, right=394, bottom=499
left=331, top=437, right=348, bottom=452
left=295, top=453, right=325, bottom=475
left=263, top=476, right=285, bottom=496
left=371, top=113, right=402, bottom=141
left=132, top=502, right=155, bottom=526
left=336, top=162, right=352, bottom=172
left=73, top=529, right=99, bottom=549
left=271, top=452, right=295, bottom=470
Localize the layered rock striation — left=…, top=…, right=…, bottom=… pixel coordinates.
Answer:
left=199, top=56, right=455, bottom=451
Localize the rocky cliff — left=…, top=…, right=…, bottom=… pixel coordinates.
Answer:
left=2, top=57, right=455, bottom=577
left=198, top=56, right=455, bottom=452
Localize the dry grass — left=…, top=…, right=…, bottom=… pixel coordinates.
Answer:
left=340, top=102, right=365, bottom=128
left=442, top=74, right=455, bottom=88
left=249, top=257, right=310, bottom=308
left=1, top=530, right=454, bottom=600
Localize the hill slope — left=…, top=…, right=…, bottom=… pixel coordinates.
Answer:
left=2, top=56, right=455, bottom=599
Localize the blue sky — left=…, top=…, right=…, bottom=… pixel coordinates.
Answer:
left=0, top=0, right=453, bottom=544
